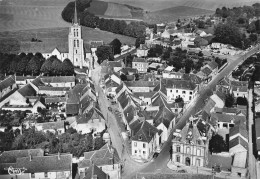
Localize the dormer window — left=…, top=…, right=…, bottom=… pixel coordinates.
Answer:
left=139, top=135, right=142, bottom=140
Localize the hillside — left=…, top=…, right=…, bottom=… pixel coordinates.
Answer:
left=102, top=0, right=260, bottom=11
left=145, top=6, right=214, bottom=23
left=87, top=0, right=143, bottom=18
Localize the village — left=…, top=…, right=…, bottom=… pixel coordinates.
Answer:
left=0, top=1, right=260, bottom=179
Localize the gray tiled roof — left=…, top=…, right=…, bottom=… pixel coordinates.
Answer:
left=18, top=84, right=37, bottom=97
left=16, top=154, right=72, bottom=173
left=229, top=120, right=248, bottom=139
left=154, top=105, right=175, bottom=128
left=0, top=149, right=44, bottom=163
left=0, top=76, right=15, bottom=91
left=77, top=107, right=104, bottom=124
left=163, top=79, right=197, bottom=90
left=41, top=76, right=75, bottom=83
left=207, top=61, right=218, bottom=70
left=83, top=164, right=108, bottom=179
left=229, top=136, right=248, bottom=150
left=132, top=121, right=158, bottom=143
left=201, top=67, right=212, bottom=76
left=79, top=144, right=120, bottom=168
left=133, top=57, right=147, bottom=63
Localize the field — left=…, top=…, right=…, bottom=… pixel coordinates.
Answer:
left=86, top=0, right=108, bottom=15
left=102, top=0, right=260, bottom=11
left=0, top=0, right=71, bottom=32
left=145, top=6, right=213, bottom=23
left=104, top=3, right=132, bottom=17
left=0, top=26, right=136, bottom=53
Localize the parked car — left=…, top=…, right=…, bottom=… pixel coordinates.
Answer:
left=153, top=152, right=159, bottom=159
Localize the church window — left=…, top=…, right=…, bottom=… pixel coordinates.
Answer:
left=76, top=58, right=78, bottom=62
left=74, top=29, right=76, bottom=37
left=77, top=40, right=79, bottom=47
left=76, top=29, right=79, bottom=37
left=74, top=40, right=76, bottom=47
left=76, top=50, right=77, bottom=54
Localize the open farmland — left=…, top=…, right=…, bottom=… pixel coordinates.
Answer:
left=0, top=0, right=70, bottom=32
left=145, top=6, right=214, bottom=23
left=86, top=0, right=108, bottom=15
left=0, top=26, right=136, bottom=54
left=104, top=3, right=132, bottom=17
left=102, top=0, right=260, bottom=11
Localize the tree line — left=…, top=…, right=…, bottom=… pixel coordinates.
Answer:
left=61, top=0, right=146, bottom=38
left=0, top=52, right=74, bottom=76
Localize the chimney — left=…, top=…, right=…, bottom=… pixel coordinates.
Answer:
left=58, top=152, right=60, bottom=160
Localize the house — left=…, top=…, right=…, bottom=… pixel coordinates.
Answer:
left=208, top=154, right=232, bottom=172
left=0, top=75, right=17, bottom=99
left=133, top=91, right=156, bottom=106
left=205, top=61, right=218, bottom=76
left=124, top=81, right=159, bottom=93
left=65, top=84, right=88, bottom=116
left=172, top=117, right=210, bottom=167
left=229, top=136, right=248, bottom=154
left=104, top=73, right=121, bottom=97
left=196, top=67, right=212, bottom=83
left=229, top=120, right=248, bottom=142
left=232, top=86, right=248, bottom=98
left=40, top=76, right=75, bottom=88
left=210, top=90, right=226, bottom=109
left=153, top=105, right=175, bottom=143
left=131, top=120, right=161, bottom=160
left=83, top=164, right=110, bottom=179
left=136, top=44, right=149, bottom=57
left=231, top=151, right=247, bottom=178
left=73, top=105, right=105, bottom=135
left=15, top=76, right=36, bottom=86
left=162, top=71, right=183, bottom=79
left=0, top=150, right=72, bottom=179
left=210, top=113, right=246, bottom=130
left=119, top=68, right=138, bottom=76
left=35, top=121, right=65, bottom=134
left=38, top=86, right=71, bottom=96
left=163, top=79, right=198, bottom=102
left=78, top=143, right=121, bottom=179
left=132, top=58, right=148, bottom=73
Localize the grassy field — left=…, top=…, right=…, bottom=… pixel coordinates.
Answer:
left=0, top=0, right=70, bottom=32
left=104, top=3, right=132, bottom=17
left=0, top=26, right=136, bottom=53
left=87, top=0, right=108, bottom=15
left=102, top=0, right=260, bottom=11
left=145, top=6, right=214, bottom=23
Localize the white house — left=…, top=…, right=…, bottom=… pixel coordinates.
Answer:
left=131, top=121, right=161, bottom=159
left=73, top=106, right=105, bottom=135
left=40, top=76, right=75, bottom=88
left=136, top=44, right=149, bottom=57
left=132, top=58, right=149, bottom=73
left=210, top=90, right=226, bottom=109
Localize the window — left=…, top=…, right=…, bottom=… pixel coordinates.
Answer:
left=74, top=29, right=76, bottom=37
left=182, top=91, right=186, bottom=94
left=77, top=40, right=79, bottom=47
left=196, top=159, right=200, bottom=166
left=75, top=50, right=77, bottom=54
left=176, top=155, right=180, bottom=162
left=143, top=143, right=146, bottom=148
left=76, top=29, right=79, bottom=37
left=176, top=146, right=180, bottom=152
left=189, top=96, right=192, bottom=100
left=190, top=92, right=192, bottom=95
left=143, top=151, right=146, bottom=155
left=170, top=90, right=172, bottom=92
left=44, top=172, right=48, bottom=177
left=186, top=147, right=190, bottom=154
left=176, top=90, right=178, bottom=93
left=223, top=123, right=228, bottom=128
left=134, top=142, right=137, bottom=147
left=197, top=149, right=201, bottom=156
left=74, top=40, right=76, bottom=47
left=175, top=109, right=178, bottom=113
left=135, top=150, right=137, bottom=153
left=31, top=173, right=35, bottom=178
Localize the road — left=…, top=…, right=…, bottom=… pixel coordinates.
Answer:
left=92, top=44, right=260, bottom=179
left=248, top=89, right=257, bottom=179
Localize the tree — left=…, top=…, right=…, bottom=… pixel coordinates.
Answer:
left=52, top=59, right=62, bottom=76
left=237, top=97, right=248, bottom=106
left=209, top=134, right=228, bottom=153
left=225, top=93, right=235, bottom=107
left=109, top=38, right=122, bottom=55
left=27, top=56, right=42, bottom=75
left=120, top=74, right=127, bottom=81
left=175, top=97, right=184, bottom=103
left=214, top=23, right=243, bottom=48
left=249, top=33, right=258, bottom=42
left=16, top=56, right=29, bottom=75
left=135, top=36, right=145, bottom=48
left=41, top=59, right=53, bottom=75
left=197, top=20, right=205, bottom=28
left=61, top=59, right=74, bottom=75
left=96, top=45, right=114, bottom=64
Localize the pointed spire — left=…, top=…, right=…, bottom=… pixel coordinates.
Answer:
left=74, top=0, right=78, bottom=24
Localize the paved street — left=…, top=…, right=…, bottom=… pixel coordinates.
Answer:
left=92, top=44, right=260, bottom=179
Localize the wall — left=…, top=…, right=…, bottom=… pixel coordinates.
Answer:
left=38, top=90, right=67, bottom=96
left=166, top=88, right=195, bottom=102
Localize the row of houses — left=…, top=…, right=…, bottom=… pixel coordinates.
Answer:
left=0, top=143, right=120, bottom=179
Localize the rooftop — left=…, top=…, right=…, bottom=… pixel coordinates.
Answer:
left=0, top=76, right=15, bottom=91
left=132, top=120, right=159, bottom=143
left=133, top=58, right=148, bottom=63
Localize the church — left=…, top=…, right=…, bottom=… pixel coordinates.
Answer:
left=20, top=1, right=91, bottom=69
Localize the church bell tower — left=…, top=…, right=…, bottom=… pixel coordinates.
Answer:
left=68, top=1, right=84, bottom=69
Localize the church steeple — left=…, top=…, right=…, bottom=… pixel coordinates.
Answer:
left=74, top=0, right=78, bottom=24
